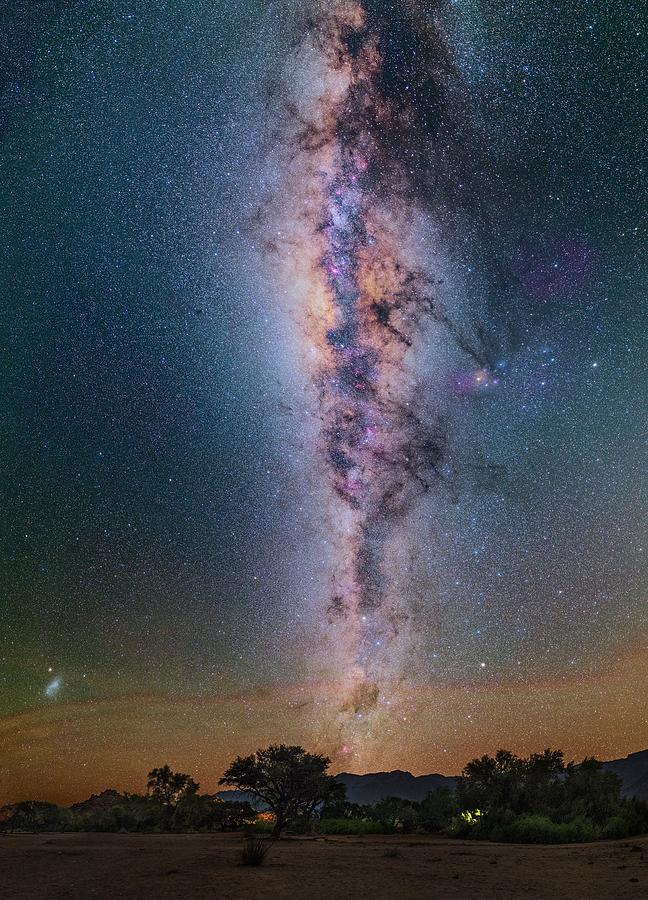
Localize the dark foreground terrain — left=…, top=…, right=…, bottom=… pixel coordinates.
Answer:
left=1, top=832, right=647, bottom=899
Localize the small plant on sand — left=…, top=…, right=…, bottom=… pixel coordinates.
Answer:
left=240, top=835, right=270, bottom=866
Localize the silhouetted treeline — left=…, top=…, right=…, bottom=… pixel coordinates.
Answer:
left=451, top=749, right=648, bottom=841
left=2, top=748, right=648, bottom=842
left=0, top=794, right=257, bottom=834
left=315, top=750, right=648, bottom=841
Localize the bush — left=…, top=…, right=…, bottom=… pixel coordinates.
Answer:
left=419, top=788, right=458, bottom=833
left=602, top=814, right=632, bottom=840
left=240, top=836, right=270, bottom=866
left=317, top=818, right=389, bottom=835
left=74, top=797, right=166, bottom=833
left=1, top=801, right=67, bottom=833
left=491, top=814, right=598, bottom=844
left=368, top=797, right=420, bottom=833
left=446, top=807, right=495, bottom=839
left=601, top=801, right=648, bottom=840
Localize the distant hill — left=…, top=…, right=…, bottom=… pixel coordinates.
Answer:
left=335, top=770, right=456, bottom=805
left=333, top=754, right=648, bottom=805
left=216, top=751, right=648, bottom=808
left=216, top=770, right=456, bottom=808
left=602, top=749, right=648, bottom=800
left=70, top=790, right=128, bottom=815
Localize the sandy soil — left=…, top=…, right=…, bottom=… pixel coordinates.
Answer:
left=1, top=832, right=647, bottom=899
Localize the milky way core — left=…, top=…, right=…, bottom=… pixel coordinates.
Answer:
left=266, top=0, right=493, bottom=758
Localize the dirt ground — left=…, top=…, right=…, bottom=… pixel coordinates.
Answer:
left=1, top=832, right=647, bottom=899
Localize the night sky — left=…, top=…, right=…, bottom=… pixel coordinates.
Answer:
left=1, top=0, right=646, bottom=805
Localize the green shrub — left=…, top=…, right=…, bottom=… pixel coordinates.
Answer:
left=446, top=808, right=495, bottom=839
left=601, top=802, right=648, bottom=839
left=368, top=797, right=420, bottom=833
left=565, top=816, right=599, bottom=842
left=419, top=788, right=458, bottom=833
left=491, top=814, right=598, bottom=844
left=602, top=814, right=631, bottom=839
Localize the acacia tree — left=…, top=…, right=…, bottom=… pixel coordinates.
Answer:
left=522, top=749, right=565, bottom=814
left=219, top=744, right=336, bottom=837
left=146, top=764, right=199, bottom=808
left=563, top=757, right=622, bottom=825
left=458, top=749, right=527, bottom=814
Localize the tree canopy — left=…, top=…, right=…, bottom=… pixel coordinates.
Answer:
left=146, top=765, right=199, bottom=807
left=219, top=744, right=337, bottom=836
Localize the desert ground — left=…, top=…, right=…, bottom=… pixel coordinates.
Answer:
left=1, top=832, right=647, bottom=899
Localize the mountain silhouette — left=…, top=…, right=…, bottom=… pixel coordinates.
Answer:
left=215, top=751, right=648, bottom=806
left=334, top=770, right=456, bottom=804
left=602, top=749, right=648, bottom=800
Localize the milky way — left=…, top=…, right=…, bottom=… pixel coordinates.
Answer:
left=268, top=0, right=499, bottom=755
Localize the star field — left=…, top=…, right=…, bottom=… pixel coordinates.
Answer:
left=0, top=0, right=646, bottom=803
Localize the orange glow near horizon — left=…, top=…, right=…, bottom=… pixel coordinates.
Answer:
left=2, top=645, right=647, bottom=806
